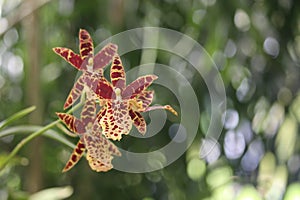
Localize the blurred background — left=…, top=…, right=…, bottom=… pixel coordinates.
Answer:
left=1, top=0, right=300, bottom=199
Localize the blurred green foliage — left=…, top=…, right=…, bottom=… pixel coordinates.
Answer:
left=1, top=0, right=300, bottom=199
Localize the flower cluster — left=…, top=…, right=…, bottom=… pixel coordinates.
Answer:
left=54, top=29, right=177, bottom=172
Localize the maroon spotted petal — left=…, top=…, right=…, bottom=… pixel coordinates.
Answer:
left=95, top=77, right=115, bottom=100
left=62, top=138, right=86, bottom=172
left=134, top=90, right=154, bottom=111
left=56, top=112, right=85, bottom=134
left=122, top=75, right=158, bottom=99
left=129, top=109, right=147, bottom=135
left=80, top=99, right=97, bottom=126
left=52, top=47, right=84, bottom=70
left=110, top=55, right=126, bottom=90
left=63, top=74, right=85, bottom=110
left=79, top=29, right=94, bottom=60
left=94, top=43, right=118, bottom=71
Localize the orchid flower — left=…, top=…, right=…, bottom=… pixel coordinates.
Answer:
left=53, top=29, right=117, bottom=109
left=56, top=98, right=120, bottom=172
left=95, top=55, right=178, bottom=141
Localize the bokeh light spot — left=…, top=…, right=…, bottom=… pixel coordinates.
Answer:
left=224, top=130, right=246, bottom=159
left=224, top=39, right=237, bottom=58
left=236, top=78, right=256, bottom=102
left=0, top=18, right=8, bottom=35
left=168, top=123, right=187, bottom=143
left=7, top=55, right=24, bottom=81
left=199, top=139, right=221, bottom=164
left=276, top=116, right=297, bottom=163
left=187, top=158, right=206, bottom=181
left=287, top=155, right=300, bottom=174
left=241, top=139, right=264, bottom=172
left=234, top=9, right=251, bottom=32
left=3, top=28, right=19, bottom=47
left=263, top=102, right=284, bottom=137
left=192, top=9, right=206, bottom=24
left=236, top=120, right=253, bottom=144
left=222, top=109, right=239, bottom=129
left=263, top=37, right=280, bottom=57
left=284, top=183, right=300, bottom=200
left=236, top=185, right=263, bottom=200
left=206, top=166, right=233, bottom=189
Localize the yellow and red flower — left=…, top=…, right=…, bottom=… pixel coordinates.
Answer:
left=56, top=99, right=121, bottom=172
left=54, top=29, right=178, bottom=172
left=95, top=55, right=178, bottom=141
left=53, top=29, right=117, bottom=109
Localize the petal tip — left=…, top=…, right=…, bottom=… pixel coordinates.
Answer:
left=152, top=75, right=158, bottom=80
left=62, top=168, right=68, bottom=173
left=56, top=112, right=64, bottom=118
left=165, top=105, right=178, bottom=116
left=52, top=47, right=61, bottom=54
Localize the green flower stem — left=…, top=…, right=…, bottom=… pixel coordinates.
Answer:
left=0, top=125, right=76, bottom=149
left=0, top=106, right=36, bottom=130
left=0, top=103, right=82, bottom=171
left=0, top=120, right=59, bottom=170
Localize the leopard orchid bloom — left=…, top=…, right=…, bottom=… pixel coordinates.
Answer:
left=95, top=55, right=178, bottom=141
left=56, top=99, right=121, bottom=172
left=53, top=29, right=117, bottom=109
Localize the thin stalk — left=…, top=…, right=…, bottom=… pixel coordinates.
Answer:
left=0, top=106, right=36, bottom=130
left=0, top=125, right=75, bottom=148
left=0, top=120, right=59, bottom=170
left=0, top=103, right=82, bottom=171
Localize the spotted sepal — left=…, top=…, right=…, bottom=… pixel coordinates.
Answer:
left=79, top=29, right=94, bottom=60
left=84, top=72, right=105, bottom=98
left=56, top=112, right=85, bottom=134
left=63, top=74, right=85, bottom=110
left=122, top=75, right=158, bottom=99
left=132, top=90, right=154, bottom=112
left=52, top=47, right=83, bottom=70
left=129, top=109, right=146, bottom=134
left=95, top=77, right=115, bottom=100
left=110, top=55, right=126, bottom=90
left=63, top=71, right=104, bottom=110
left=62, top=138, right=86, bottom=172
left=94, top=43, right=118, bottom=71
left=80, top=98, right=97, bottom=126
